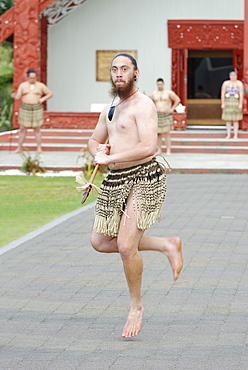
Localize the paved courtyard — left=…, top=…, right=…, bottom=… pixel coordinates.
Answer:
left=0, top=173, right=248, bottom=369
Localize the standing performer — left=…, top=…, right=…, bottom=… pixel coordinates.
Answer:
left=150, top=78, right=180, bottom=155
left=88, top=53, right=183, bottom=338
left=221, top=70, right=244, bottom=139
left=11, top=69, right=53, bottom=153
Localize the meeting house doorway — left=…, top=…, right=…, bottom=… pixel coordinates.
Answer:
left=168, top=20, right=244, bottom=126
left=187, top=50, right=233, bottom=126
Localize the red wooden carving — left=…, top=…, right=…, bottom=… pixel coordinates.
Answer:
left=12, top=0, right=40, bottom=127
left=172, top=113, right=187, bottom=130
left=242, top=116, right=248, bottom=130
left=171, top=49, right=178, bottom=94
left=168, top=21, right=245, bottom=97
left=0, top=1, right=54, bottom=43
left=232, top=49, right=244, bottom=81
left=168, top=20, right=243, bottom=50
left=242, top=69, right=248, bottom=130
left=168, top=19, right=248, bottom=129
left=43, top=112, right=100, bottom=129
left=0, top=0, right=54, bottom=128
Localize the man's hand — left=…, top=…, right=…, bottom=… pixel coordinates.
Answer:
left=94, top=152, right=111, bottom=165
left=96, top=143, right=110, bottom=155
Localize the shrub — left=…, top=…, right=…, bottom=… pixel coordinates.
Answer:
left=21, top=151, right=46, bottom=175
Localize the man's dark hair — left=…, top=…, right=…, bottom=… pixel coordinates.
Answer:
left=157, top=78, right=164, bottom=83
left=27, top=69, right=37, bottom=76
left=112, top=53, right=138, bottom=70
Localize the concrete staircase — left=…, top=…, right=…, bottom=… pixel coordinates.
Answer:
left=169, top=127, right=248, bottom=154
left=1, top=127, right=248, bottom=154
left=0, top=129, right=91, bottom=152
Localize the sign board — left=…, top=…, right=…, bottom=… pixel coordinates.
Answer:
left=96, top=50, right=137, bottom=81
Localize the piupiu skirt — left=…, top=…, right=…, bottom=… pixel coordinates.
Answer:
left=93, top=158, right=167, bottom=237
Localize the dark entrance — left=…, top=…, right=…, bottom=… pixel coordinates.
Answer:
left=188, top=50, right=233, bottom=99
left=187, top=50, right=233, bottom=125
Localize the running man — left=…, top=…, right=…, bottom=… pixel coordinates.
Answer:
left=88, top=54, right=183, bottom=338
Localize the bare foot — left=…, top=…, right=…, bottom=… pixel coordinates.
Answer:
left=122, top=306, right=144, bottom=338
left=164, top=237, right=183, bottom=280
left=233, top=136, right=238, bottom=140
left=166, top=150, right=171, bottom=156
left=37, top=148, right=43, bottom=154
left=225, top=135, right=231, bottom=140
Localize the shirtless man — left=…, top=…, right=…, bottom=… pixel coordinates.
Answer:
left=12, top=69, right=53, bottom=153
left=88, top=53, right=183, bottom=338
left=150, top=78, right=180, bottom=155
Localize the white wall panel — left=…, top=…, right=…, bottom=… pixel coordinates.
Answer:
left=47, top=0, right=244, bottom=112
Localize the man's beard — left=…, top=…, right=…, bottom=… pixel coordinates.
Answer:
left=110, top=78, right=135, bottom=99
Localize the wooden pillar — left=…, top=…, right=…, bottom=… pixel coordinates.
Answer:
left=40, top=15, right=48, bottom=110
left=12, top=0, right=40, bottom=128
left=242, top=0, right=248, bottom=129
left=244, top=0, right=248, bottom=76
left=40, top=15, right=48, bottom=85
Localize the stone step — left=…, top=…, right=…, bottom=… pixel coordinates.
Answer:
left=170, top=139, right=248, bottom=146
left=166, top=145, right=248, bottom=154
left=1, top=128, right=248, bottom=154
left=2, top=143, right=247, bottom=154
left=3, top=134, right=248, bottom=145
left=2, top=128, right=248, bottom=138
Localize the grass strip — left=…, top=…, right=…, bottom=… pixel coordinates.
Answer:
left=0, top=174, right=103, bottom=247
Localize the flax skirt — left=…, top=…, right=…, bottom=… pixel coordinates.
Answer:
left=221, top=96, right=243, bottom=121
left=18, top=103, right=44, bottom=128
left=93, top=159, right=167, bottom=237
left=157, top=112, right=173, bottom=133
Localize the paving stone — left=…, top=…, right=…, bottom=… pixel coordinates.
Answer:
left=0, top=174, right=247, bottom=369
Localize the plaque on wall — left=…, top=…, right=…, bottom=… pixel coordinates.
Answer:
left=96, top=50, right=137, bottom=81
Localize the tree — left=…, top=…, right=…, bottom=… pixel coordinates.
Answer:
left=0, top=1, right=14, bottom=130
left=0, top=0, right=14, bottom=16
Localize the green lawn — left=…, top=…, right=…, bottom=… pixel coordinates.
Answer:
left=0, top=174, right=103, bottom=247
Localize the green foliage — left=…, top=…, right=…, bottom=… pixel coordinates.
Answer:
left=0, top=42, right=13, bottom=95
left=21, top=151, right=46, bottom=175
left=0, top=41, right=13, bottom=131
left=0, top=87, right=13, bottom=131
left=0, top=0, right=13, bottom=16
left=0, top=174, right=104, bottom=247
left=0, top=41, right=13, bottom=64
left=0, top=69, right=12, bottom=85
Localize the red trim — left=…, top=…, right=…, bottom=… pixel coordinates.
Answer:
left=0, top=1, right=56, bottom=44
left=168, top=19, right=247, bottom=129
left=43, top=112, right=100, bottom=129
left=244, top=0, right=248, bottom=76
left=168, top=20, right=243, bottom=49
left=40, top=16, right=48, bottom=81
